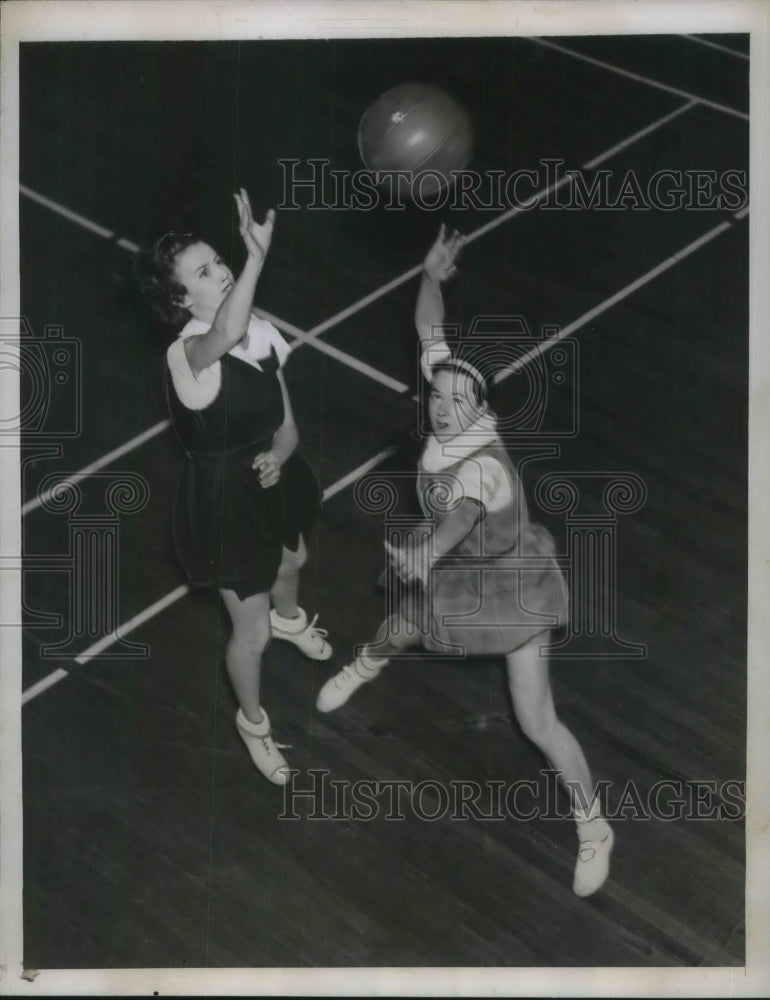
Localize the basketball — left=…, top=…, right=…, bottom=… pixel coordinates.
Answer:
left=358, top=83, right=473, bottom=202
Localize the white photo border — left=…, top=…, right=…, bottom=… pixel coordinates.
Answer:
left=1, top=1, right=768, bottom=996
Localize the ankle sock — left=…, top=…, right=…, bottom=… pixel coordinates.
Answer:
left=358, top=652, right=388, bottom=673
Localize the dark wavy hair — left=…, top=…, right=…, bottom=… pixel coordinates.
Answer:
left=133, top=232, right=200, bottom=327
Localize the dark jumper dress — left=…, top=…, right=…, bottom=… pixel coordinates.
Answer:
left=165, top=334, right=320, bottom=600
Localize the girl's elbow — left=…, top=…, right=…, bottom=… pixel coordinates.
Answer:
left=213, top=303, right=247, bottom=346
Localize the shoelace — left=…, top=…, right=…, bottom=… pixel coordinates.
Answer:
left=305, top=613, right=329, bottom=640
left=576, top=824, right=610, bottom=862
left=259, top=735, right=293, bottom=752
left=335, top=663, right=358, bottom=685
left=337, top=661, right=377, bottom=685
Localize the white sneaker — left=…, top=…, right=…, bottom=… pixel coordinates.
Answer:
left=573, top=818, right=614, bottom=897
left=316, top=656, right=385, bottom=713
left=235, top=708, right=292, bottom=785
left=270, top=607, right=332, bottom=661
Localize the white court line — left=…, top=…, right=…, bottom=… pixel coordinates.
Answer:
left=493, top=219, right=734, bottom=383
left=255, top=308, right=409, bottom=393
left=301, top=98, right=696, bottom=326
left=20, top=585, right=190, bottom=703
left=304, top=266, right=423, bottom=339
left=20, top=98, right=699, bottom=518
left=19, top=185, right=407, bottom=395
left=21, top=211, right=746, bottom=705
left=15, top=312, right=402, bottom=523
left=321, top=446, right=396, bottom=502
left=18, top=97, right=731, bottom=693
left=21, top=448, right=396, bottom=704
left=20, top=668, right=69, bottom=704
left=21, top=419, right=171, bottom=516
left=582, top=100, right=697, bottom=170
left=681, top=34, right=750, bottom=61
left=20, top=332, right=403, bottom=524
left=24, top=87, right=690, bottom=369
left=529, top=37, right=750, bottom=122
left=71, top=584, right=191, bottom=666
left=18, top=184, right=115, bottom=238
left=301, top=99, right=701, bottom=338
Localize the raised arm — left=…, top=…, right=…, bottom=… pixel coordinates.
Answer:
left=185, top=189, right=275, bottom=374
left=414, top=224, right=466, bottom=343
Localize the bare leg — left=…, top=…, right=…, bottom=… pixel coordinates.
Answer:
left=220, top=588, right=271, bottom=724
left=505, top=632, right=594, bottom=808
left=506, top=631, right=613, bottom=896
left=269, top=536, right=307, bottom=619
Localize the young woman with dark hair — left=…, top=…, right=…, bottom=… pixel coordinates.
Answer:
left=135, top=190, right=331, bottom=785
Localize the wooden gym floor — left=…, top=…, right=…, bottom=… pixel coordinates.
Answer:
left=16, top=33, right=748, bottom=969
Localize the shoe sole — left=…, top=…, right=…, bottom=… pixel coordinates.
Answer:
left=272, top=633, right=332, bottom=661
left=316, top=694, right=345, bottom=713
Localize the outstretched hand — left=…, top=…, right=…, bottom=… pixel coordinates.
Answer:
left=234, top=188, right=275, bottom=260
left=423, top=223, right=465, bottom=283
